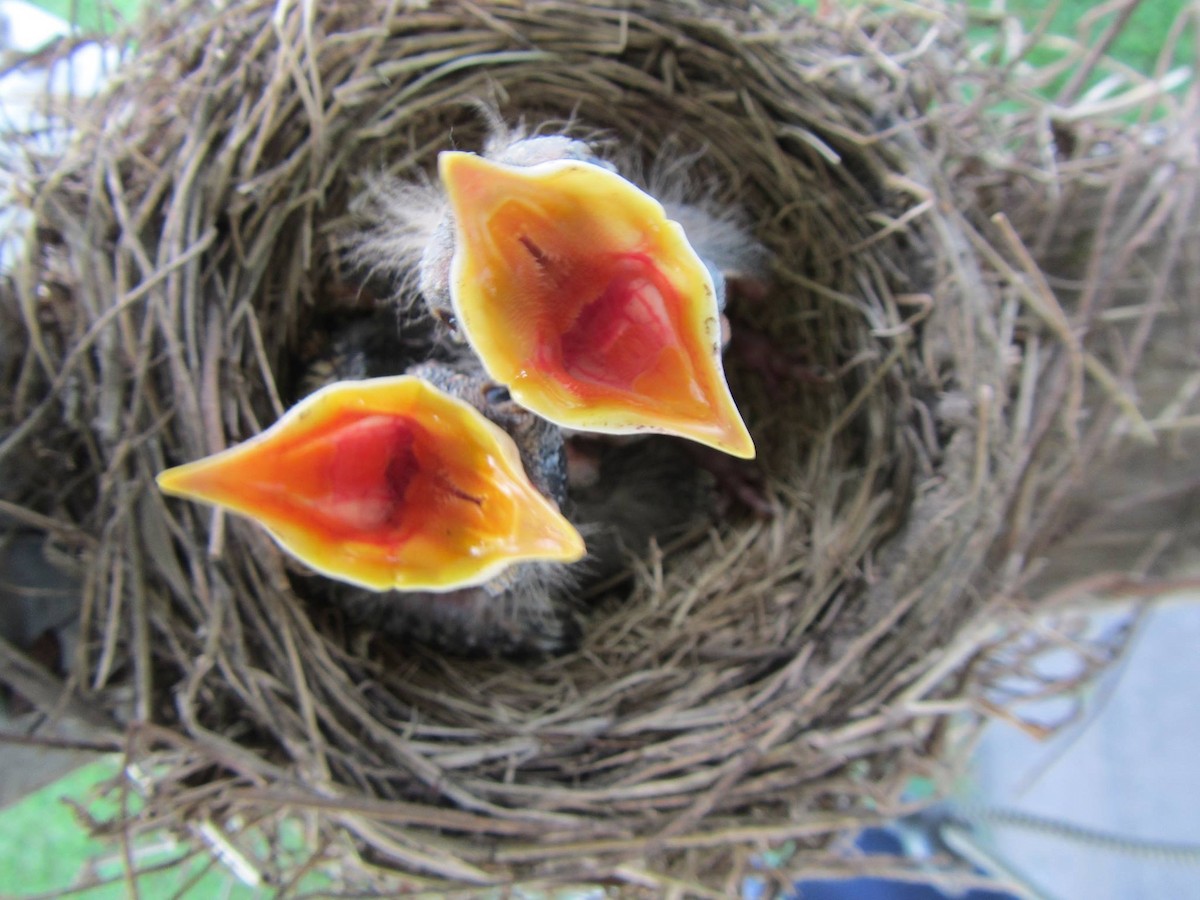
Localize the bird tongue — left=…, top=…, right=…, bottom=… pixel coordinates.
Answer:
left=558, top=255, right=692, bottom=394
left=156, top=377, right=585, bottom=592
left=440, top=151, right=756, bottom=459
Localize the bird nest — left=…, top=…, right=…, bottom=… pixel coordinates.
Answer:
left=3, top=0, right=1198, bottom=894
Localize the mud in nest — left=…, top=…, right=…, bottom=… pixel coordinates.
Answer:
left=2, top=0, right=1197, bottom=893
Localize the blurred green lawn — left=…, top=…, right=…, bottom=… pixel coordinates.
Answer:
left=0, top=0, right=1192, bottom=897
left=0, top=761, right=123, bottom=896
left=26, top=0, right=141, bottom=32
left=985, top=0, right=1193, bottom=77
left=0, top=759, right=255, bottom=898
left=0, top=759, right=278, bottom=897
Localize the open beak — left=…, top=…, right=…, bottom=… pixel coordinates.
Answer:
left=439, top=151, right=756, bottom=460
left=156, top=377, right=585, bottom=592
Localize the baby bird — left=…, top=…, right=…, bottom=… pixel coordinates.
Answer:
left=159, top=345, right=594, bottom=655
left=156, top=363, right=584, bottom=594
left=350, top=119, right=765, bottom=460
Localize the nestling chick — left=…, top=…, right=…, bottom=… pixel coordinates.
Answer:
left=156, top=365, right=584, bottom=594
left=159, top=346, right=596, bottom=655
left=349, top=119, right=766, bottom=459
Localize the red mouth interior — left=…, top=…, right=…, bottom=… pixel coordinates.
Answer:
left=321, top=414, right=421, bottom=534
left=248, top=411, right=483, bottom=550
left=557, top=254, right=676, bottom=392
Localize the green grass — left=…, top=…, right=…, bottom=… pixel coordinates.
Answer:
left=967, top=0, right=1194, bottom=114
left=0, top=754, right=333, bottom=897
left=25, top=0, right=142, bottom=33
left=0, top=760, right=123, bottom=895
left=986, top=0, right=1194, bottom=78
left=0, top=758, right=273, bottom=897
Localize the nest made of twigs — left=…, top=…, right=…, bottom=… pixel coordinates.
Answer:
left=2, top=0, right=1198, bottom=893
